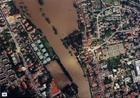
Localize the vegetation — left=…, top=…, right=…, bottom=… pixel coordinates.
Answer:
left=104, top=77, right=112, bottom=84
left=7, top=1, right=18, bottom=15
left=35, top=28, right=43, bottom=36
left=52, top=26, right=58, bottom=35
left=38, top=0, right=44, bottom=6
left=41, top=37, right=55, bottom=58
left=79, top=23, right=85, bottom=33
left=107, top=56, right=121, bottom=71
left=45, top=17, right=51, bottom=24
left=41, top=12, right=46, bottom=17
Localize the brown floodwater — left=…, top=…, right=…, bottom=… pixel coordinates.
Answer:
left=42, top=0, right=78, bottom=37
left=14, top=0, right=91, bottom=98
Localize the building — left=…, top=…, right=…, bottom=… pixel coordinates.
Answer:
left=132, top=60, right=140, bottom=82
left=135, top=60, right=140, bottom=76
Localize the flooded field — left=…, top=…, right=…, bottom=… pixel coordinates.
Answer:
left=14, top=0, right=91, bottom=98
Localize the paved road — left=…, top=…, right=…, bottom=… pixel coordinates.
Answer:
left=14, top=0, right=91, bottom=98
left=0, top=5, right=43, bottom=97
left=96, top=6, right=121, bottom=38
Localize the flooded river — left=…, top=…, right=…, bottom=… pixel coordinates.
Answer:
left=14, top=0, right=91, bottom=98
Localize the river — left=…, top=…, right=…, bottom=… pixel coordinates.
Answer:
left=13, top=0, right=91, bottom=98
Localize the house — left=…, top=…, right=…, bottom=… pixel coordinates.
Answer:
left=135, top=60, right=140, bottom=76
left=31, top=39, right=52, bottom=65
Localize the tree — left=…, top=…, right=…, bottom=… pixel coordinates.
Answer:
left=107, top=56, right=121, bottom=71
left=104, top=77, right=112, bottom=85
left=38, top=0, right=44, bottom=6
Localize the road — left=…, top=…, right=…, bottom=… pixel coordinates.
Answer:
left=96, top=6, right=121, bottom=38
left=0, top=5, right=43, bottom=97
left=93, top=6, right=124, bottom=52
left=94, top=5, right=140, bottom=52
left=13, top=0, right=91, bottom=98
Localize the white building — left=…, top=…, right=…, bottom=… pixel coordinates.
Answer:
left=135, top=60, right=140, bottom=76
left=132, top=60, right=140, bottom=82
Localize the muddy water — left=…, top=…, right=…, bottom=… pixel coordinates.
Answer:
left=14, top=0, right=91, bottom=98
left=42, top=0, right=78, bottom=37
left=47, top=61, right=71, bottom=88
